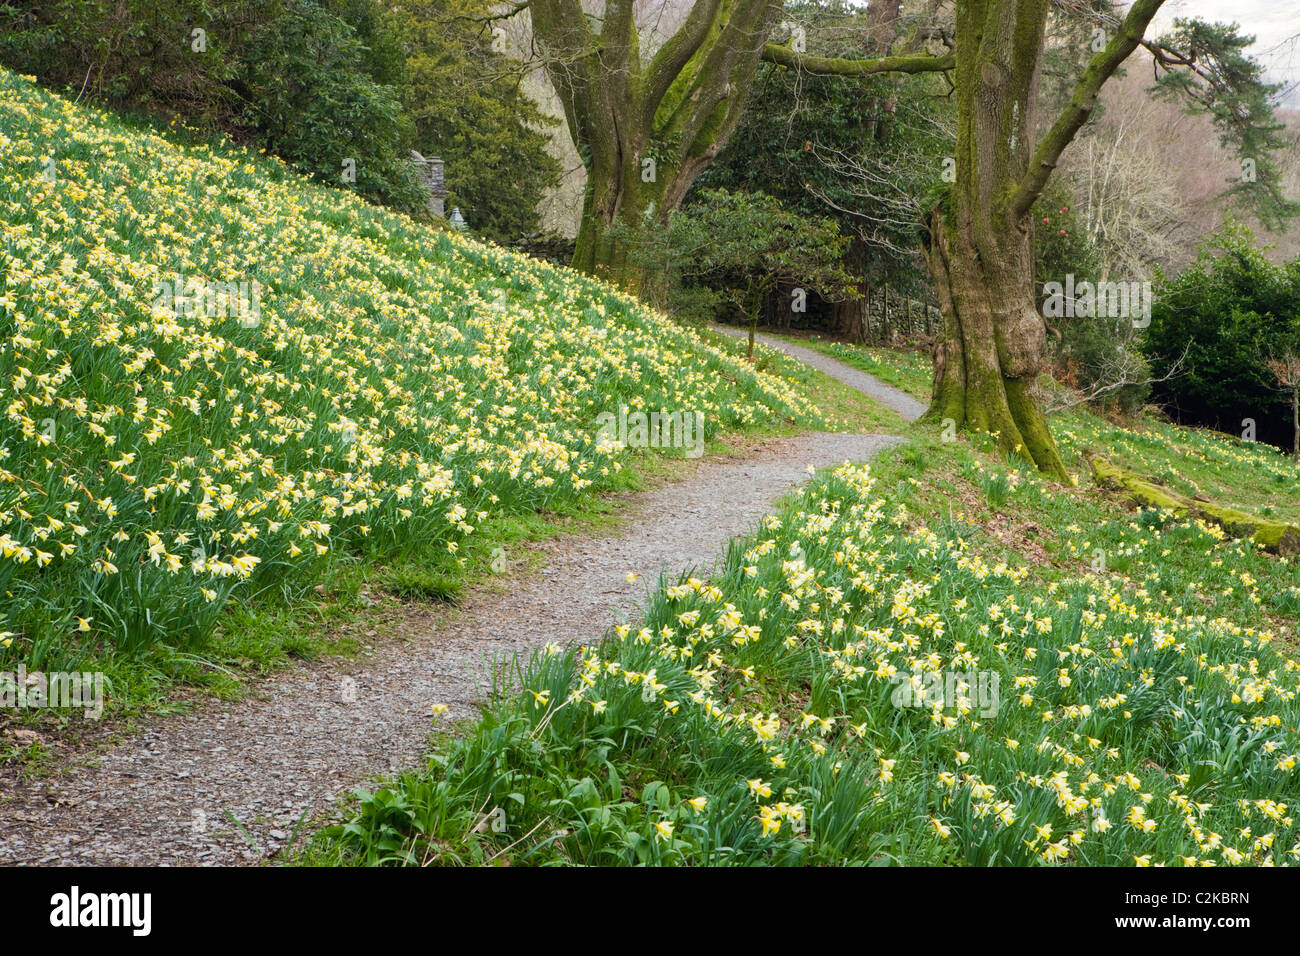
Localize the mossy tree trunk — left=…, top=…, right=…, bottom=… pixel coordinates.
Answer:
left=921, top=0, right=1164, bottom=478
left=763, top=0, right=1164, bottom=477
left=532, top=0, right=782, bottom=300
left=570, top=169, right=669, bottom=295
left=924, top=201, right=1064, bottom=475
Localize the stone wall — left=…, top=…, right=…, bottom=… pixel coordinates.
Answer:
left=410, top=151, right=447, bottom=218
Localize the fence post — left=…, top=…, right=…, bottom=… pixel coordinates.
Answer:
left=884, top=283, right=892, bottom=343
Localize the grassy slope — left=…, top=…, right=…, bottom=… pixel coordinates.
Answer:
left=310, top=345, right=1300, bottom=867
left=803, top=338, right=1300, bottom=525
left=0, top=69, right=837, bottom=718
left=1055, top=414, right=1300, bottom=526
left=784, top=338, right=1300, bottom=628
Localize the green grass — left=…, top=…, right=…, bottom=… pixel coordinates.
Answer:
left=305, top=347, right=1300, bottom=867
left=873, top=431, right=1300, bottom=641
left=1054, top=412, right=1300, bottom=526
left=306, top=444, right=1300, bottom=866
left=781, top=335, right=935, bottom=401
left=790, top=335, right=1300, bottom=525
left=0, top=66, right=840, bottom=723
left=694, top=327, right=910, bottom=435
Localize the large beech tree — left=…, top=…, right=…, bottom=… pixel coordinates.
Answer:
left=531, top=0, right=776, bottom=284
left=808, top=1, right=1174, bottom=479
left=766, top=0, right=1296, bottom=476
left=519, top=0, right=946, bottom=287
left=508, top=0, right=1294, bottom=476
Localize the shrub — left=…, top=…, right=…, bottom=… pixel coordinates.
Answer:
left=620, top=189, right=855, bottom=353
left=0, top=0, right=426, bottom=213
left=1143, top=222, right=1300, bottom=447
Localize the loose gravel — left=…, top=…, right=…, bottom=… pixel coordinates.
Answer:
left=0, top=344, right=918, bottom=866
left=712, top=327, right=929, bottom=421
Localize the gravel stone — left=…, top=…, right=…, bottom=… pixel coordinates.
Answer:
left=712, top=326, right=928, bottom=421
left=0, top=345, right=917, bottom=866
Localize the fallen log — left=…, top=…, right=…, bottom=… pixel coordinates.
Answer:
left=1088, top=455, right=1300, bottom=556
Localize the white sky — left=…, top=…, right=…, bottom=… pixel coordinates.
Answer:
left=1150, top=0, right=1300, bottom=108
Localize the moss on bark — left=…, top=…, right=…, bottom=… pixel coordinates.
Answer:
left=1006, top=377, right=1067, bottom=480
left=1088, top=455, right=1300, bottom=555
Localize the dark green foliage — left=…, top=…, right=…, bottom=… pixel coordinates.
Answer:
left=0, top=0, right=558, bottom=224
left=0, top=0, right=240, bottom=122
left=0, top=0, right=423, bottom=211
left=622, top=188, right=855, bottom=346
left=234, top=1, right=427, bottom=212
left=1144, top=222, right=1300, bottom=447
left=1033, top=184, right=1101, bottom=293
left=384, top=0, right=561, bottom=243
left=697, top=0, right=950, bottom=309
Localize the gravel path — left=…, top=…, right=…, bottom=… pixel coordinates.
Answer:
left=0, top=346, right=918, bottom=866
left=713, top=326, right=929, bottom=422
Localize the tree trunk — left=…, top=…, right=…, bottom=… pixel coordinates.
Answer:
left=761, top=0, right=1164, bottom=480
left=924, top=203, right=1066, bottom=478
left=916, top=0, right=1071, bottom=479
left=915, top=13, right=1066, bottom=478
left=530, top=0, right=781, bottom=300
left=571, top=166, right=670, bottom=299
left=831, top=236, right=870, bottom=338
left=1293, top=387, right=1298, bottom=461
left=882, top=282, right=890, bottom=343
left=568, top=120, right=746, bottom=308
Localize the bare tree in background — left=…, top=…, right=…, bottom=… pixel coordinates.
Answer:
left=1066, top=108, right=1187, bottom=282
left=1266, top=350, right=1300, bottom=460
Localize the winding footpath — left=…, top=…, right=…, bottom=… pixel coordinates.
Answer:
left=0, top=336, right=919, bottom=866
left=714, top=328, right=928, bottom=422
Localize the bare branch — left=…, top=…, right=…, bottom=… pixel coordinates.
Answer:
left=1048, top=342, right=1188, bottom=413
